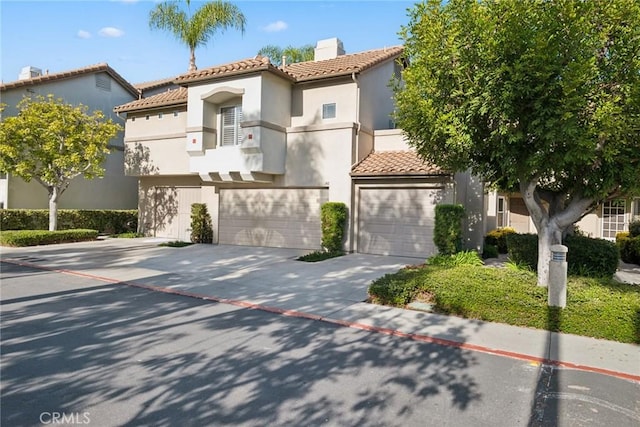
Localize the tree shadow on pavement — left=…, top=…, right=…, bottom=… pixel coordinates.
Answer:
left=1, top=262, right=484, bottom=426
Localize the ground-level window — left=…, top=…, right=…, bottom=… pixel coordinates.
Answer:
left=633, top=197, right=640, bottom=222
left=602, top=199, right=626, bottom=239
left=221, top=105, right=242, bottom=146
left=497, top=196, right=507, bottom=228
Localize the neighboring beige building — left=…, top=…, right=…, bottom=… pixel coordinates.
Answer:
left=114, top=38, right=485, bottom=258
left=0, top=64, right=139, bottom=210
left=485, top=192, right=640, bottom=240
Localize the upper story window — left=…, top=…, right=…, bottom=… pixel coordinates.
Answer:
left=322, top=103, right=336, bottom=119
left=221, top=105, right=243, bottom=146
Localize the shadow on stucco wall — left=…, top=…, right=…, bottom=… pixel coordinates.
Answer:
left=125, top=143, right=179, bottom=236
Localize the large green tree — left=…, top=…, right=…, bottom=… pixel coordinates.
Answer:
left=0, top=95, right=121, bottom=231
left=149, top=0, right=246, bottom=72
left=394, top=0, right=640, bottom=286
left=257, top=44, right=314, bottom=66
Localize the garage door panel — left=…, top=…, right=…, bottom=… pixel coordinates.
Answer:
left=219, top=188, right=326, bottom=250
left=358, top=187, right=447, bottom=258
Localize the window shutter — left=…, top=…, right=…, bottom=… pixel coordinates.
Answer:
left=236, top=106, right=243, bottom=145
left=221, top=107, right=236, bottom=146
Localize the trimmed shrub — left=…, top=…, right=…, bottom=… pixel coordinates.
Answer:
left=368, top=269, right=420, bottom=306
left=629, top=220, right=640, bottom=237
left=321, top=202, right=348, bottom=252
left=482, top=244, right=499, bottom=259
left=297, top=250, right=344, bottom=262
left=507, top=233, right=620, bottom=277
left=506, top=233, right=538, bottom=270
left=617, top=233, right=640, bottom=265
left=0, top=209, right=137, bottom=234
left=484, top=227, right=516, bottom=253
left=434, top=204, right=465, bottom=255
left=190, top=203, right=213, bottom=243
left=564, top=234, right=619, bottom=278
left=0, top=229, right=98, bottom=246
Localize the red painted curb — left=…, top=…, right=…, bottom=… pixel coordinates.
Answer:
left=3, top=258, right=639, bottom=383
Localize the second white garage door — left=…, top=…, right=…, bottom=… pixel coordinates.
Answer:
left=358, top=187, right=452, bottom=258
left=219, top=188, right=328, bottom=249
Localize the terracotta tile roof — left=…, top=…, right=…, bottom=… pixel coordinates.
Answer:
left=0, top=63, right=138, bottom=97
left=113, top=87, right=187, bottom=113
left=174, top=56, right=293, bottom=84
left=283, top=46, right=404, bottom=82
left=134, top=77, right=176, bottom=91
left=351, top=151, right=448, bottom=177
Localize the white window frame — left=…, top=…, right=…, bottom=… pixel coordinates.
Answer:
left=322, top=103, right=336, bottom=119
left=601, top=199, right=626, bottom=240
left=497, top=196, right=508, bottom=228
left=633, top=197, right=640, bottom=222
left=220, top=105, right=243, bottom=146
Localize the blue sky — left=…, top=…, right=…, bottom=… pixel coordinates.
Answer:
left=1, top=0, right=415, bottom=85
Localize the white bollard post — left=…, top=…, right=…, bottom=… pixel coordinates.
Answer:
left=548, top=244, right=568, bottom=308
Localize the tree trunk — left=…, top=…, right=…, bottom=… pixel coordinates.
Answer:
left=189, top=48, right=197, bottom=72
left=49, top=187, right=59, bottom=231
left=536, top=222, right=562, bottom=287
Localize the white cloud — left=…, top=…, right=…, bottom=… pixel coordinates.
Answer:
left=77, top=30, right=91, bottom=39
left=261, top=20, right=288, bottom=33
left=99, top=27, right=125, bottom=38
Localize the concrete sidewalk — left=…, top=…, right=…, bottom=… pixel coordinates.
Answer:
left=2, top=238, right=638, bottom=381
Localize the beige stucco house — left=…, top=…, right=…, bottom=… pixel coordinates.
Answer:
left=485, top=192, right=640, bottom=240
left=114, top=38, right=485, bottom=258
left=0, top=64, right=139, bottom=210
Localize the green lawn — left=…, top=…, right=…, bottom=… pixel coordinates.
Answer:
left=368, top=265, right=640, bottom=344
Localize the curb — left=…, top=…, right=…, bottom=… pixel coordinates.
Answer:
left=3, top=258, right=639, bottom=383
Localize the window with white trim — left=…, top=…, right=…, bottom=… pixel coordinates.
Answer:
left=322, top=103, right=336, bottom=119
left=497, top=196, right=507, bottom=228
left=633, top=197, right=640, bottom=221
left=221, top=105, right=243, bottom=146
left=602, top=199, right=626, bottom=239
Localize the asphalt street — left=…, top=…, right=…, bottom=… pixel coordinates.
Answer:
left=1, top=261, right=638, bottom=427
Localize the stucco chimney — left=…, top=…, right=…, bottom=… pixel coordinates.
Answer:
left=314, top=38, right=345, bottom=61
left=18, top=66, right=42, bottom=80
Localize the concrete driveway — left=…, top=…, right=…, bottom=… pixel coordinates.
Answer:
left=1, top=238, right=419, bottom=318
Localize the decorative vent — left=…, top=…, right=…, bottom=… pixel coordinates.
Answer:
left=95, top=74, right=111, bottom=91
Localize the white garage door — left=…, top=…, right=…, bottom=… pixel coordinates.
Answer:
left=219, top=188, right=327, bottom=249
left=153, top=187, right=200, bottom=241
left=358, top=187, right=452, bottom=258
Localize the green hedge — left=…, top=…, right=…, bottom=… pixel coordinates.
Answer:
left=321, top=202, right=348, bottom=252
left=0, top=209, right=137, bottom=234
left=484, top=227, right=516, bottom=254
left=434, top=204, right=465, bottom=255
left=617, top=233, right=640, bottom=265
left=506, top=233, right=539, bottom=269
left=0, top=229, right=99, bottom=246
left=565, top=234, right=619, bottom=277
left=629, top=220, right=640, bottom=238
left=506, top=233, right=620, bottom=277
left=368, top=269, right=420, bottom=306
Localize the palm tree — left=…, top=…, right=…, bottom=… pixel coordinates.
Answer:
left=257, top=44, right=314, bottom=66
left=149, top=0, right=246, bottom=72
